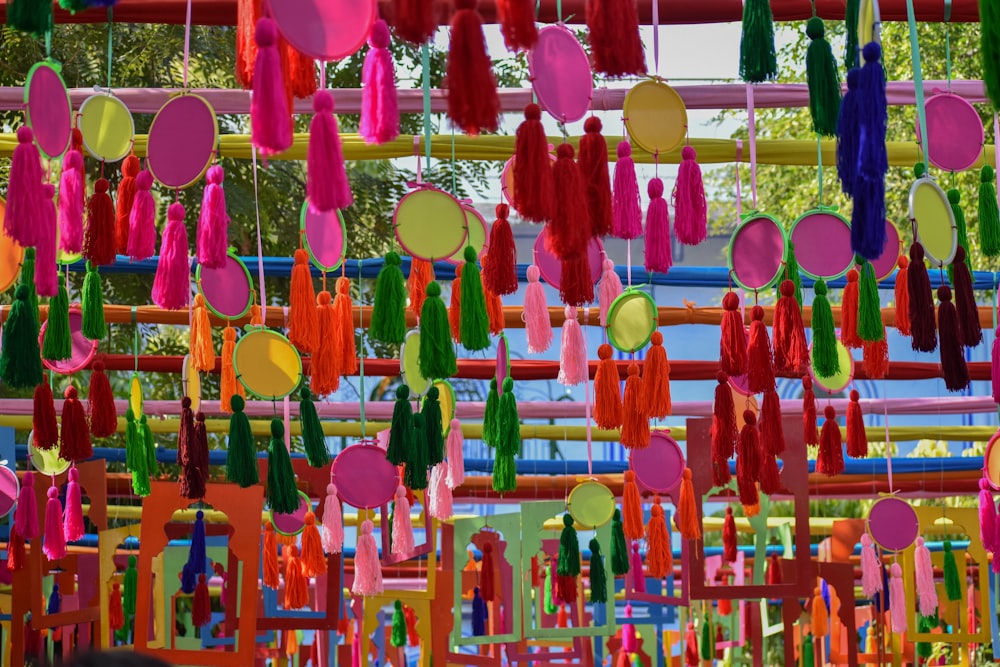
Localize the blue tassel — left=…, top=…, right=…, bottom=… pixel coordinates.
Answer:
left=851, top=42, right=888, bottom=260
left=47, top=584, right=61, bottom=614
left=471, top=586, right=488, bottom=636
left=181, top=510, right=207, bottom=594
left=836, top=69, right=860, bottom=196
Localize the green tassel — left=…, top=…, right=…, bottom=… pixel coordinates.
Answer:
left=981, top=0, right=1000, bottom=110
left=802, top=633, right=816, bottom=667
left=739, top=0, right=778, bottom=83
left=42, top=285, right=71, bottom=362
left=805, top=18, right=842, bottom=137
left=0, top=284, right=43, bottom=389
left=82, top=261, right=106, bottom=341
left=140, top=414, right=157, bottom=474
left=418, top=281, right=457, bottom=380
left=370, top=251, right=407, bottom=345
left=126, top=409, right=151, bottom=497
left=59, top=0, right=89, bottom=13
left=557, top=513, right=581, bottom=576
left=700, top=614, right=713, bottom=661
left=225, top=396, right=260, bottom=487
left=492, top=449, right=516, bottom=493
left=421, top=385, right=444, bottom=466
left=299, top=386, right=329, bottom=468
left=459, top=246, right=490, bottom=351
left=6, top=0, right=53, bottom=37
left=857, top=260, right=883, bottom=342
left=811, top=279, right=840, bottom=378
left=588, top=537, right=607, bottom=603
left=123, top=555, right=138, bottom=617
left=610, top=509, right=630, bottom=576
left=783, top=242, right=804, bottom=313
left=947, top=189, right=973, bottom=284
left=942, top=540, right=962, bottom=601
left=979, top=166, right=1000, bottom=257
left=390, top=600, right=407, bottom=647
left=387, top=385, right=414, bottom=466
left=916, top=614, right=935, bottom=658
left=844, top=0, right=860, bottom=70
left=544, top=566, right=558, bottom=614
left=404, top=413, right=429, bottom=490
left=496, top=378, right=521, bottom=457
left=266, top=418, right=299, bottom=514
left=483, top=378, right=499, bottom=447
left=20, top=247, right=39, bottom=330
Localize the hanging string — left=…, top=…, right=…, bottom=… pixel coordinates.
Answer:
left=905, top=0, right=930, bottom=173
left=44, top=30, right=51, bottom=61
left=745, top=85, right=759, bottom=210
left=651, top=0, right=659, bottom=76
left=357, top=260, right=366, bottom=439
left=735, top=140, right=744, bottom=220
left=182, top=0, right=193, bottom=89
left=132, top=306, right=139, bottom=374
left=816, top=135, right=824, bottom=206
left=250, top=146, right=267, bottom=321
left=106, top=9, right=114, bottom=90
left=943, top=0, right=952, bottom=91
left=420, top=44, right=432, bottom=174
left=451, top=128, right=457, bottom=195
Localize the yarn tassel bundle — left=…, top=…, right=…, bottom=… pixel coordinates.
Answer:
left=739, top=0, right=778, bottom=83
left=307, top=90, right=353, bottom=212
left=840, top=268, right=861, bottom=348
left=719, top=292, right=747, bottom=377
left=772, top=279, right=808, bottom=372
left=846, top=390, right=867, bottom=458
left=850, top=43, right=888, bottom=261
left=196, top=165, right=230, bottom=269
left=613, top=141, right=642, bottom=239
left=250, top=18, right=293, bottom=156
left=127, top=171, right=157, bottom=261
left=548, top=144, right=591, bottom=260
left=893, top=255, right=910, bottom=335
left=371, top=252, right=406, bottom=345
left=482, top=204, right=518, bottom=296
left=594, top=344, right=623, bottom=430
left=512, top=104, right=553, bottom=223
left=735, top=411, right=761, bottom=506
left=811, top=280, right=840, bottom=377
left=817, top=405, right=844, bottom=476
left=673, top=147, right=708, bottom=245
left=446, top=0, right=500, bottom=135
left=951, top=247, right=982, bottom=348
left=598, top=259, right=623, bottom=327
left=907, top=243, right=937, bottom=352
left=586, top=0, right=645, bottom=78
left=360, top=20, right=400, bottom=145
left=937, top=286, right=970, bottom=392
left=643, top=332, right=672, bottom=419
left=577, top=117, right=613, bottom=237
left=979, top=166, right=1000, bottom=256
left=557, top=307, right=588, bottom=386
left=115, top=155, right=140, bottom=254
left=524, top=265, right=553, bottom=353
left=496, top=0, right=538, bottom=51
left=620, top=363, right=650, bottom=450
left=805, top=18, right=842, bottom=136
left=644, top=178, right=672, bottom=274
left=151, top=203, right=190, bottom=311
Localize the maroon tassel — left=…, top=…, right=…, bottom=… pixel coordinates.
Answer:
left=83, top=178, right=117, bottom=267
left=720, top=292, right=747, bottom=377
left=547, top=144, right=592, bottom=259
left=758, top=453, right=781, bottom=496
left=759, top=389, right=784, bottom=456
left=512, top=104, right=553, bottom=223
left=32, top=379, right=58, bottom=450
left=937, top=285, right=970, bottom=392
left=766, top=553, right=783, bottom=585
left=559, top=254, right=594, bottom=307
left=711, top=371, right=737, bottom=462
left=59, top=386, right=92, bottom=462
left=802, top=377, right=819, bottom=445
left=192, top=573, right=212, bottom=627
left=952, top=247, right=983, bottom=348
left=736, top=410, right=761, bottom=506
left=907, top=243, right=937, bottom=353
left=577, top=117, right=613, bottom=237
left=446, top=0, right=500, bottom=135
left=483, top=204, right=518, bottom=296
left=817, top=405, right=844, bottom=476
left=746, top=304, right=775, bottom=394
left=180, top=411, right=209, bottom=500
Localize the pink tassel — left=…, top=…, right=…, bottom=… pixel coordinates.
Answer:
left=889, top=563, right=906, bottom=633
left=196, top=165, right=229, bottom=269
left=43, top=485, right=66, bottom=561
left=860, top=534, right=882, bottom=597
left=644, top=178, right=672, bottom=273
left=352, top=622, right=362, bottom=667
left=993, top=327, right=1000, bottom=403
left=446, top=419, right=465, bottom=488
left=630, top=542, right=645, bottom=592
left=151, top=202, right=191, bottom=310
left=5, top=127, right=45, bottom=247
left=307, top=90, right=353, bottom=212
left=391, top=486, right=415, bottom=555
left=352, top=519, right=383, bottom=597
left=612, top=141, right=642, bottom=240
left=429, top=462, right=454, bottom=520
left=251, top=18, right=292, bottom=156
left=320, top=483, right=344, bottom=554
left=914, top=536, right=939, bottom=617
left=557, top=306, right=588, bottom=386
left=57, top=149, right=85, bottom=254
left=672, top=146, right=708, bottom=246
left=598, top=258, right=623, bottom=327
left=622, top=604, right=637, bottom=652
left=127, top=171, right=158, bottom=261
left=980, top=478, right=997, bottom=554
left=14, top=470, right=38, bottom=540
left=63, top=466, right=84, bottom=543
left=360, top=19, right=399, bottom=145
left=34, top=184, right=58, bottom=298
left=525, top=265, right=553, bottom=354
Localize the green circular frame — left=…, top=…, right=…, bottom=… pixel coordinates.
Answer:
left=299, top=202, right=347, bottom=273
left=269, top=490, right=313, bottom=537
left=605, top=289, right=657, bottom=353
left=726, top=212, right=788, bottom=292
left=787, top=208, right=853, bottom=281
left=24, top=59, right=72, bottom=160
left=232, top=326, right=304, bottom=400
left=195, top=250, right=254, bottom=320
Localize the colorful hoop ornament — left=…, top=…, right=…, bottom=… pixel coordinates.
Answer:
left=789, top=208, right=853, bottom=280
left=623, top=79, right=688, bottom=157
left=182, top=353, right=201, bottom=413
left=871, top=220, right=901, bottom=282
left=393, top=186, right=467, bottom=262
left=331, top=442, right=399, bottom=509
left=28, top=431, right=71, bottom=476
left=984, top=430, right=1000, bottom=489
left=809, top=338, right=854, bottom=394
left=129, top=373, right=143, bottom=417
left=916, top=92, right=984, bottom=172
left=630, top=430, right=685, bottom=495
left=147, top=93, right=219, bottom=190
left=232, top=327, right=303, bottom=400
left=196, top=251, right=254, bottom=320
left=25, top=60, right=72, bottom=160
left=300, top=202, right=347, bottom=273
left=566, top=480, right=616, bottom=528
left=528, top=24, right=593, bottom=124
left=909, top=175, right=957, bottom=267
left=401, top=329, right=430, bottom=397
left=0, top=462, right=18, bottom=519
left=866, top=496, right=919, bottom=552
left=727, top=213, right=787, bottom=291
left=271, top=0, right=376, bottom=60
left=446, top=204, right=489, bottom=266
left=271, top=490, right=313, bottom=537
left=0, top=199, right=24, bottom=294
left=606, top=289, right=657, bottom=353
left=39, top=307, right=98, bottom=375
left=532, top=227, right=604, bottom=290
left=78, top=93, right=135, bottom=163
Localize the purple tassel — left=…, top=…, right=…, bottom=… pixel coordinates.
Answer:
left=47, top=584, right=60, bottom=614
left=250, top=18, right=292, bottom=156
left=5, top=127, right=45, bottom=247
left=360, top=19, right=400, bottom=145
left=471, top=586, right=488, bottom=635
left=57, top=149, right=85, bottom=255
left=196, top=165, right=229, bottom=269
left=836, top=69, right=860, bottom=197
left=672, top=146, right=707, bottom=245
left=612, top=141, right=642, bottom=240
left=151, top=202, right=191, bottom=310
left=127, top=171, right=158, bottom=261
left=34, top=184, right=59, bottom=298
left=644, top=178, right=672, bottom=274
left=850, top=43, right=888, bottom=260
left=307, top=90, right=353, bottom=213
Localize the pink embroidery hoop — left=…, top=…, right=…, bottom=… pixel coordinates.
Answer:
left=866, top=496, right=919, bottom=552
left=532, top=228, right=603, bottom=290
left=25, top=60, right=72, bottom=160
left=630, top=430, right=685, bottom=495
left=195, top=251, right=254, bottom=320
left=871, top=219, right=902, bottom=281
left=147, top=93, right=218, bottom=190
left=39, top=307, right=98, bottom=375
left=300, top=202, right=347, bottom=273
left=331, top=442, right=399, bottom=509
left=727, top=213, right=787, bottom=291
left=916, top=92, right=984, bottom=172
left=789, top=209, right=853, bottom=280
left=528, top=24, right=592, bottom=124
left=271, top=0, right=376, bottom=61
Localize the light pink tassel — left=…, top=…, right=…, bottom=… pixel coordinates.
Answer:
left=127, top=171, right=157, bottom=261
left=644, top=177, right=672, bottom=274
left=445, top=419, right=465, bottom=489
left=630, top=542, right=645, bottom=592
left=612, top=141, right=642, bottom=240
left=43, top=485, right=66, bottom=561
left=57, top=149, right=85, bottom=254
left=63, top=466, right=84, bottom=543
left=151, top=202, right=191, bottom=310
left=889, top=563, right=906, bottom=633
left=428, top=463, right=453, bottom=520
left=250, top=18, right=292, bottom=156
left=307, top=90, right=353, bottom=212
left=980, top=478, right=997, bottom=554
left=320, top=484, right=344, bottom=554
left=352, top=519, right=383, bottom=597
left=5, top=127, right=45, bottom=247
left=598, top=258, right=623, bottom=327
left=524, top=264, right=553, bottom=354
left=360, top=19, right=400, bottom=145
left=860, top=533, right=882, bottom=597
left=15, top=470, right=39, bottom=540
left=992, top=327, right=1000, bottom=402
left=196, top=165, right=229, bottom=269
left=34, top=183, right=58, bottom=298
left=672, top=146, right=708, bottom=246
left=391, top=486, right=414, bottom=555
left=914, top=537, right=939, bottom=617
left=557, top=306, right=587, bottom=386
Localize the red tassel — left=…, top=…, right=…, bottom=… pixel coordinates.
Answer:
left=643, top=331, right=672, bottom=419
left=894, top=255, right=910, bottom=336
left=83, top=178, right=117, bottom=267
left=32, top=379, right=58, bottom=450
left=722, top=507, right=737, bottom=563
left=952, top=247, right=983, bottom=348
left=622, top=470, right=645, bottom=541
left=907, top=242, right=937, bottom=353
left=720, top=292, right=748, bottom=377
left=484, top=278, right=505, bottom=336
left=759, top=388, right=784, bottom=456
left=817, top=405, right=844, bottom=476
left=586, top=0, right=646, bottom=78
left=512, top=104, right=554, bottom=223
left=594, top=343, right=623, bottom=430
left=841, top=268, right=862, bottom=348
left=251, top=18, right=293, bottom=156
left=390, top=0, right=437, bottom=45
left=862, top=328, right=890, bottom=379
left=449, top=265, right=463, bottom=343
left=802, top=377, right=819, bottom=445
left=192, top=574, right=212, bottom=627
left=711, top=371, right=737, bottom=461
left=846, top=389, right=867, bottom=458
left=685, top=622, right=699, bottom=667
left=736, top=410, right=761, bottom=506
left=483, top=204, right=518, bottom=296
left=446, top=0, right=500, bottom=135
left=236, top=0, right=261, bottom=87
left=559, top=254, right=594, bottom=308
left=88, top=360, right=117, bottom=439
left=766, top=554, right=783, bottom=585
left=59, top=386, right=92, bottom=462
left=480, top=542, right=495, bottom=602
left=620, top=363, right=649, bottom=450
left=578, top=117, right=613, bottom=237
left=547, top=143, right=591, bottom=259
left=285, top=42, right=317, bottom=99
left=115, top=155, right=141, bottom=255
left=6, top=530, right=24, bottom=572
left=746, top=305, right=775, bottom=394
left=497, top=0, right=538, bottom=50
left=109, top=582, right=125, bottom=630
left=938, top=285, right=971, bottom=392
left=773, top=279, right=808, bottom=373
left=758, top=452, right=781, bottom=495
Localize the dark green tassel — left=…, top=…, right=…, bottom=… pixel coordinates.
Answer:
left=59, top=0, right=89, bottom=13
left=588, top=537, right=607, bottom=603
left=6, top=0, right=53, bottom=38
left=802, top=633, right=816, bottom=667
left=496, top=377, right=520, bottom=457
left=811, top=279, right=840, bottom=377
left=557, top=513, right=581, bottom=576
left=387, top=385, right=414, bottom=466
left=459, top=246, right=490, bottom=351
left=82, top=261, right=106, bottom=341
left=20, top=247, right=39, bottom=330
left=782, top=242, right=804, bottom=313
left=140, top=414, right=157, bottom=475
left=390, top=600, right=407, bottom=647
left=404, top=413, right=429, bottom=490
left=805, top=18, right=842, bottom=137
left=0, top=284, right=43, bottom=389
left=266, top=418, right=299, bottom=514
left=739, top=0, right=778, bottom=83
left=492, top=449, right=516, bottom=493
left=610, top=509, right=630, bottom=575
left=299, top=386, right=329, bottom=468
left=370, top=251, right=407, bottom=345
left=942, top=540, right=961, bottom=601
left=418, top=281, right=457, bottom=380
left=981, top=0, right=1000, bottom=110
left=978, top=166, right=1000, bottom=257
left=483, top=377, right=499, bottom=447
left=123, top=555, right=138, bottom=617
left=42, top=285, right=71, bottom=362
left=421, top=385, right=444, bottom=466
left=700, top=614, right=713, bottom=660
left=857, top=260, right=883, bottom=342
left=225, top=396, right=260, bottom=487
left=947, top=189, right=973, bottom=284
left=844, top=0, right=860, bottom=70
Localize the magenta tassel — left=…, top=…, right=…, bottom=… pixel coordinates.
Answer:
left=360, top=19, right=400, bottom=145
left=993, top=327, right=1000, bottom=403
left=557, top=306, right=588, bottom=386
left=196, top=165, right=229, bottom=269
left=127, top=171, right=158, bottom=261
left=151, top=202, right=190, bottom=310
left=598, top=258, right=623, bottom=327
left=672, top=146, right=708, bottom=246
left=43, top=485, right=67, bottom=561
left=980, top=478, right=997, bottom=554
left=307, top=90, right=353, bottom=213
left=630, top=542, right=645, bottom=592
left=612, top=141, right=642, bottom=240
left=644, top=178, right=672, bottom=273
left=57, top=149, right=85, bottom=255
left=63, top=467, right=84, bottom=543
left=14, top=470, right=38, bottom=540
left=34, top=184, right=59, bottom=298
left=5, top=127, right=45, bottom=247
left=251, top=18, right=292, bottom=156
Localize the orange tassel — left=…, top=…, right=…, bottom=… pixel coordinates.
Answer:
left=643, top=331, right=672, bottom=418
left=676, top=469, right=701, bottom=540
left=863, top=328, right=889, bottom=379
left=743, top=502, right=760, bottom=517
left=190, top=294, right=216, bottom=372
left=250, top=303, right=263, bottom=326
left=220, top=326, right=245, bottom=413
left=645, top=495, right=672, bottom=578
left=284, top=545, right=309, bottom=610
left=333, top=277, right=358, bottom=376
left=812, top=586, right=828, bottom=636
left=894, top=255, right=910, bottom=336
left=408, top=258, right=433, bottom=317
left=285, top=41, right=316, bottom=99
left=485, top=281, right=505, bottom=335
left=263, top=521, right=280, bottom=589
left=285, top=626, right=299, bottom=657
left=841, top=268, right=862, bottom=348
left=622, top=470, right=645, bottom=541
left=300, top=511, right=328, bottom=578
left=620, top=363, right=649, bottom=449
left=311, top=291, right=340, bottom=396
left=594, top=343, right=622, bottom=430
left=449, top=265, right=462, bottom=343
left=289, top=249, right=319, bottom=353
